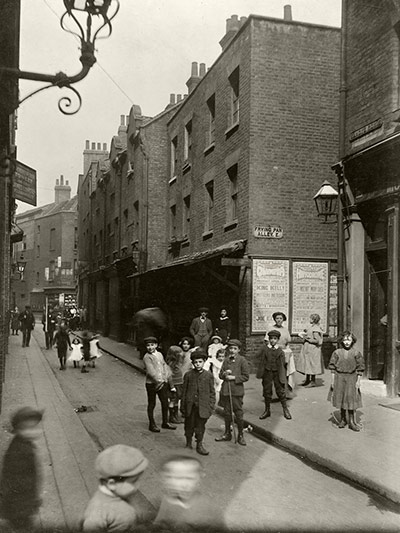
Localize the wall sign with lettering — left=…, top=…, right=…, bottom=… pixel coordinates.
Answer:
left=252, top=259, right=289, bottom=333
left=253, top=225, right=283, bottom=239
left=292, top=262, right=329, bottom=334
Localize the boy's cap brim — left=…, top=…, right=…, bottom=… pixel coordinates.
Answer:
left=143, top=336, right=158, bottom=344
left=267, top=329, right=281, bottom=338
left=11, top=406, right=44, bottom=429
left=95, top=445, right=149, bottom=479
left=198, top=307, right=209, bottom=313
left=227, top=339, right=241, bottom=348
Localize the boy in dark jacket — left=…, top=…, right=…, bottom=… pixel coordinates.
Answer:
left=181, top=348, right=215, bottom=455
left=257, top=329, right=292, bottom=420
left=215, top=339, right=249, bottom=446
left=0, top=407, right=43, bottom=531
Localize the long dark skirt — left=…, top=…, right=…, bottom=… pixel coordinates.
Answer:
left=331, top=372, right=362, bottom=410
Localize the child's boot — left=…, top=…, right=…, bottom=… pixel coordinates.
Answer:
left=237, top=421, right=246, bottom=446
left=174, top=407, right=183, bottom=423
left=196, top=440, right=209, bottom=456
left=302, top=374, right=311, bottom=386
left=215, top=420, right=232, bottom=441
left=169, top=408, right=178, bottom=424
left=338, top=408, right=347, bottom=428
left=259, top=400, right=271, bottom=419
left=282, top=401, right=292, bottom=420
left=348, top=410, right=360, bottom=432
left=185, top=436, right=193, bottom=449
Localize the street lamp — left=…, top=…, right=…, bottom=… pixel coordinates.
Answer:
left=0, top=0, right=119, bottom=115
left=313, top=180, right=339, bottom=223
left=16, top=257, right=26, bottom=280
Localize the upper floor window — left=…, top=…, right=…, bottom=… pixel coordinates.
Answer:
left=50, top=228, right=56, bottom=251
left=227, top=164, right=238, bottom=222
left=36, top=245, right=40, bottom=258
left=37, top=225, right=40, bottom=234
left=184, top=120, right=192, bottom=161
left=74, top=227, right=78, bottom=249
left=170, top=204, right=177, bottom=239
left=133, top=201, right=139, bottom=240
left=183, top=195, right=191, bottom=237
left=171, top=136, right=178, bottom=178
left=207, top=94, right=216, bottom=146
left=229, top=67, right=240, bottom=127
left=22, top=235, right=27, bottom=251
left=205, top=181, right=214, bottom=231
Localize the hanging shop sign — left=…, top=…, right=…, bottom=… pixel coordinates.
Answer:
left=252, top=259, right=289, bottom=333
left=13, top=161, right=37, bottom=206
left=292, top=262, right=329, bottom=334
left=253, top=225, right=283, bottom=239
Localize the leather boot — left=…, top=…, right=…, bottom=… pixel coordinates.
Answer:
left=196, top=441, right=209, bottom=455
left=185, top=436, right=193, bottom=449
left=161, top=422, right=176, bottom=430
left=302, top=375, right=311, bottom=386
left=259, top=401, right=271, bottom=420
left=169, top=408, right=178, bottom=424
left=282, top=402, right=292, bottom=420
left=237, top=432, right=246, bottom=446
left=174, top=407, right=183, bottom=424
left=149, top=422, right=160, bottom=433
left=348, top=411, right=360, bottom=432
left=338, top=408, right=347, bottom=428
left=215, top=421, right=232, bottom=442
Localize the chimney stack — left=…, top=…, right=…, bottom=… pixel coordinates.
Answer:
left=186, top=61, right=202, bottom=94
left=220, top=14, right=244, bottom=51
left=83, top=140, right=109, bottom=176
left=283, top=5, right=292, bottom=21
left=54, top=174, right=71, bottom=204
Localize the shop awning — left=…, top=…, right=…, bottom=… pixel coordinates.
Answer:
left=128, top=239, right=246, bottom=278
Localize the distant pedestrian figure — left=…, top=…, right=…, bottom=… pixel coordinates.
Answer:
left=42, top=306, right=57, bottom=349
left=82, top=445, right=149, bottom=532
left=328, top=331, right=365, bottom=432
left=214, top=307, right=231, bottom=344
left=181, top=349, right=215, bottom=455
left=143, top=336, right=176, bottom=432
left=18, top=304, right=35, bottom=347
left=189, top=307, right=213, bottom=350
left=53, top=322, right=72, bottom=370
left=80, top=330, right=95, bottom=373
left=154, top=455, right=225, bottom=530
left=257, top=330, right=292, bottom=420
left=0, top=407, right=43, bottom=531
left=215, top=339, right=249, bottom=446
left=10, top=306, right=20, bottom=335
left=297, top=313, right=324, bottom=387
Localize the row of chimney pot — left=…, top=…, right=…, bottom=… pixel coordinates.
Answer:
left=85, top=140, right=108, bottom=151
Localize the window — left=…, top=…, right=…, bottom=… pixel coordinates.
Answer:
left=207, top=94, right=216, bottom=145
left=170, top=205, right=177, bottom=239
left=22, top=235, right=26, bottom=251
left=184, top=120, right=192, bottom=161
left=227, top=164, right=238, bottom=222
left=183, top=196, right=191, bottom=237
left=50, top=228, right=56, bottom=250
left=36, top=245, right=40, bottom=258
left=229, top=67, right=240, bottom=126
left=133, top=201, right=139, bottom=240
left=36, top=272, right=39, bottom=284
left=205, top=181, right=214, bottom=231
left=49, top=261, right=55, bottom=281
left=74, top=227, right=78, bottom=249
left=37, top=225, right=40, bottom=234
left=171, top=136, right=178, bottom=177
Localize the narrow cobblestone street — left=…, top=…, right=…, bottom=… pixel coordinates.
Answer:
left=37, top=331, right=400, bottom=531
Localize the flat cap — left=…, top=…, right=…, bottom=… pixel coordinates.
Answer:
left=95, top=445, right=149, bottom=480
left=227, top=339, right=241, bottom=348
left=267, top=329, right=281, bottom=338
left=11, top=406, right=43, bottom=429
left=198, top=307, right=209, bottom=313
left=190, top=348, right=208, bottom=362
left=143, top=336, right=158, bottom=344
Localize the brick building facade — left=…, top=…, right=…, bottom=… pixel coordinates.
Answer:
left=12, top=177, right=78, bottom=313
left=337, top=0, right=400, bottom=396
left=125, top=9, right=340, bottom=362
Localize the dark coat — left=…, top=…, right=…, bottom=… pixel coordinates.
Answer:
left=181, top=369, right=216, bottom=419
left=18, top=310, right=35, bottom=331
left=219, top=355, right=250, bottom=397
left=256, top=345, right=287, bottom=384
left=189, top=317, right=213, bottom=338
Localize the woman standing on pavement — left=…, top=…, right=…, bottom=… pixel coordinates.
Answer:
left=297, top=313, right=324, bottom=387
left=214, top=307, right=231, bottom=344
left=53, top=322, right=72, bottom=370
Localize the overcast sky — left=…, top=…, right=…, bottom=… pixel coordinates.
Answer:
left=16, top=0, right=341, bottom=212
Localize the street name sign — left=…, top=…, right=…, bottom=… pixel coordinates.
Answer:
left=13, top=161, right=37, bottom=206
left=221, top=257, right=251, bottom=267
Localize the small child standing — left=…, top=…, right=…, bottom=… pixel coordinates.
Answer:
left=82, top=444, right=149, bottom=532
left=181, top=349, right=215, bottom=455
left=179, top=336, right=195, bottom=377
left=0, top=407, right=43, bottom=531
left=207, top=335, right=225, bottom=359
left=166, top=345, right=184, bottom=424
left=53, top=322, right=72, bottom=370
left=328, top=330, right=365, bottom=432
left=204, top=347, right=226, bottom=405
left=143, top=336, right=176, bottom=432
left=154, top=455, right=225, bottom=530
left=256, top=330, right=292, bottom=420
left=68, top=337, right=83, bottom=368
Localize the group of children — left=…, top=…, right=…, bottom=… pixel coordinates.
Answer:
left=52, top=324, right=102, bottom=374
left=0, top=407, right=224, bottom=532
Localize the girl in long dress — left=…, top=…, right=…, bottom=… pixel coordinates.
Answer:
left=214, top=308, right=231, bottom=344
left=297, top=313, right=324, bottom=387
left=328, top=331, right=365, bottom=431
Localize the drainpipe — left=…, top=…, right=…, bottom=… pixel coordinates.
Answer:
left=139, top=131, right=149, bottom=273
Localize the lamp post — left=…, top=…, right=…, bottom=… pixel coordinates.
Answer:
left=0, top=0, right=119, bottom=115
left=16, top=257, right=26, bottom=280
left=313, top=177, right=345, bottom=335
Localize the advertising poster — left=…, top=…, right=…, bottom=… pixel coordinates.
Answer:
left=252, top=259, right=289, bottom=333
left=292, top=262, right=328, bottom=333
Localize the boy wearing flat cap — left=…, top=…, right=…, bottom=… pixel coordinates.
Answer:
left=257, top=330, right=292, bottom=420
left=143, top=336, right=176, bottom=432
left=0, top=407, right=43, bottom=531
left=82, top=444, right=149, bottom=532
left=215, top=339, right=249, bottom=446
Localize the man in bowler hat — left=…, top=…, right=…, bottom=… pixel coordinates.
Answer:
left=19, top=304, right=35, bottom=347
left=189, top=308, right=213, bottom=351
left=215, top=339, right=249, bottom=446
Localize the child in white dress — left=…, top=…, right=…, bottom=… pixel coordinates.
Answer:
left=68, top=337, right=83, bottom=368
